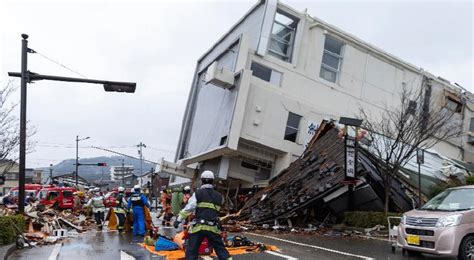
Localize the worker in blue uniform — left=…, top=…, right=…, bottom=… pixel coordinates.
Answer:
left=127, top=184, right=150, bottom=236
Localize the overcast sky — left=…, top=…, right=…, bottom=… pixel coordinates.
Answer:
left=0, top=0, right=472, bottom=168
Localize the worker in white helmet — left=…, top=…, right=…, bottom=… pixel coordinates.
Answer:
left=183, top=185, right=192, bottom=205
left=174, top=171, right=231, bottom=259
left=114, top=187, right=128, bottom=232
left=127, top=185, right=150, bottom=236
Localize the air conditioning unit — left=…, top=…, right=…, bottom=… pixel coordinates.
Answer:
left=204, top=61, right=235, bottom=89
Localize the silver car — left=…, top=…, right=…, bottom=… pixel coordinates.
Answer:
left=398, top=185, right=474, bottom=259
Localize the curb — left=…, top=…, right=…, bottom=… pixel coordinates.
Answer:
left=0, top=243, right=17, bottom=260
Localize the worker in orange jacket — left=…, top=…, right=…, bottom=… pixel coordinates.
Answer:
left=161, top=189, right=172, bottom=226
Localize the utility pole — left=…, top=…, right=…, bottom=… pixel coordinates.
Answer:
left=137, top=142, right=146, bottom=186
left=75, top=136, right=90, bottom=187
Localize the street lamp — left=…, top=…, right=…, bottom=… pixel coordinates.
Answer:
left=8, top=34, right=137, bottom=213
left=76, top=136, right=90, bottom=187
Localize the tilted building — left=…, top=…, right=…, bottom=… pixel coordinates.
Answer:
left=164, top=0, right=473, bottom=188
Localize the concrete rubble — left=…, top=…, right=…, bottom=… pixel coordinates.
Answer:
left=0, top=202, right=97, bottom=247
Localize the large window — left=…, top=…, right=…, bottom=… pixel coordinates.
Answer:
left=320, top=35, right=344, bottom=83
left=284, top=112, right=302, bottom=142
left=269, top=11, right=298, bottom=62
left=250, top=62, right=282, bottom=85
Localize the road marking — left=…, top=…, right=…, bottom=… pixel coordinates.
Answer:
left=246, top=232, right=374, bottom=260
left=48, top=243, right=62, bottom=260
left=120, top=250, right=136, bottom=260
left=265, top=250, right=298, bottom=259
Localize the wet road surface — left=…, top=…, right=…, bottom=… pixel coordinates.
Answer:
left=9, top=230, right=458, bottom=260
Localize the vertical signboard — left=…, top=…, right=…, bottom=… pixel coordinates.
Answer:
left=345, top=136, right=357, bottom=179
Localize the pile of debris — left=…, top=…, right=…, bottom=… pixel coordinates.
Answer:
left=1, top=203, right=97, bottom=246
left=236, top=120, right=472, bottom=228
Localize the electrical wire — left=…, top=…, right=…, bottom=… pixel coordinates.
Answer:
left=33, top=50, right=88, bottom=79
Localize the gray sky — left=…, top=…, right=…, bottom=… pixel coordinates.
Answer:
left=1, top=0, right=472, bottom=168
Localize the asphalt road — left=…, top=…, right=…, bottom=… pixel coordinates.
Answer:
left=9, top=230, right=458, bottom=260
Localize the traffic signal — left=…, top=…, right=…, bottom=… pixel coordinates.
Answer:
left=97, top=163, right=107, bottom=167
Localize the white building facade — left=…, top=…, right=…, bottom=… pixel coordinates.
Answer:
left=171, top=0, right=473, bottom=188
left=110, top=165, right=134, bottom=182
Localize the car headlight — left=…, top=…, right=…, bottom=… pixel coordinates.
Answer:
left=436, top=214, right=463, bottom=227
left=401, top=214, right=406, bottom=225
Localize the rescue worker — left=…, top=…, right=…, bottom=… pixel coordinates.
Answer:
left=114, top=187, right=128, bottom=232
left=183, top=186, right=192, bottom=205
left=174, top=171, right=231, bottom=260
left=161, top=189, right=172, bottom=226
left=171, top=187, right=184, bottom=217
left=86, top=188, right=106, bottom=230
left=127, top=185, right=150, bottom=236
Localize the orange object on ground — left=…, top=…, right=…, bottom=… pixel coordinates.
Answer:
left=139, top=243, right=279, bottom=260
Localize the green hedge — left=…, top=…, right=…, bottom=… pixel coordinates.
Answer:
left=0, top=215, right=26, bottom=245
left=343, top=211, right=402, bottom=228
left=466, top=176, right=474, bottom=185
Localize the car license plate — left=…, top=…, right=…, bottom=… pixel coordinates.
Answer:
left=407, top=235, right=420, bottom=245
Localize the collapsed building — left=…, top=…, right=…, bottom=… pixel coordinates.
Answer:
left=238, top=121, right=472, bottom=225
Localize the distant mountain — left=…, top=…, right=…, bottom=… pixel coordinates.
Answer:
left=42, top=156, right=156, bottom=181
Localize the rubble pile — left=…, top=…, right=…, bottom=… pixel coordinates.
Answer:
left=1, top=203, right=97, bottom=246
left=237, top=120, right=471, bottom=227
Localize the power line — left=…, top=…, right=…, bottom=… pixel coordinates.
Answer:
left=33, top=50, right=88, bottom=79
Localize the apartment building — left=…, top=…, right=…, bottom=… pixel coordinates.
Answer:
left=168, top=0, right=473, bottom=187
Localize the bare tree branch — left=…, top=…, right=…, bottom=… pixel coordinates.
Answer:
left=359, top=77, right=462, bottom=212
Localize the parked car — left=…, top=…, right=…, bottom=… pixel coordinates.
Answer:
left=37, top=187, right=76, bottom=209
left=398, top=185, right=474, bottom=259
left=0, top=184, right=45, bottom=205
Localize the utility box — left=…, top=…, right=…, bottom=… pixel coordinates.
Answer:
left=204, top=61, right=235, bottom=89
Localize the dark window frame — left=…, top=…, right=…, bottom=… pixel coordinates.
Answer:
left=268, top=10, right=298, bottom=62
left=284, top=112, right=302, bottom=142
left=319, top=35, right=344, bottom=83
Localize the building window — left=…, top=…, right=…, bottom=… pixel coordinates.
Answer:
left=445, top=96, right=462, bottom=113
left=241, top=161, right=259, bottom=171
left=408, top=101, right=417, bottom=115
left=268, top=11, right=298, bottom=62
left=250, top=62, right=282, bottom=85
left=284, top=112, right=302, bottom=142
left=320, top=35, right=344, bottom=83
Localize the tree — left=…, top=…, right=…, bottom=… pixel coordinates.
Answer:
left=360, top=77, right=462, bottom=213
left=0, top=81, right=35, bottom=175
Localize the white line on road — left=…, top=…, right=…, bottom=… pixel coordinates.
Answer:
left=48, top=243, right=62, bottom=260
left=265, top=250, right=299, bottom=259
left=120, top=250, right=136, bottom=260
left=246, top=232, right=375, bottom=260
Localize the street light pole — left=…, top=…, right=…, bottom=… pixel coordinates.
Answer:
left=18, top=34, right=30, bottom=213
left=9, top=34, right=137, bottom=213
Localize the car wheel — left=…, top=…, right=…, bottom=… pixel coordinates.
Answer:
left=459, top=235, right=474, bottom=260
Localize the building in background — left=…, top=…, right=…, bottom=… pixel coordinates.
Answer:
left=110, top=165, right=134, bottom=182
left=0, top=160, right=19, bottom=195
left=163, top=0, right=472, bottom=189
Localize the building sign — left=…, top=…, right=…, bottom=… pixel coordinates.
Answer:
left=304, top=121, right=319, bottom=147
left=345, top=136, right=356, bottom=178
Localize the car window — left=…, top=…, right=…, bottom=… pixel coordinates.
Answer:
left=63, top=191, right=73, bottom=198
left=422, top=188, right=474, bottom=211
left=48, top=191, right=59, bottom=200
